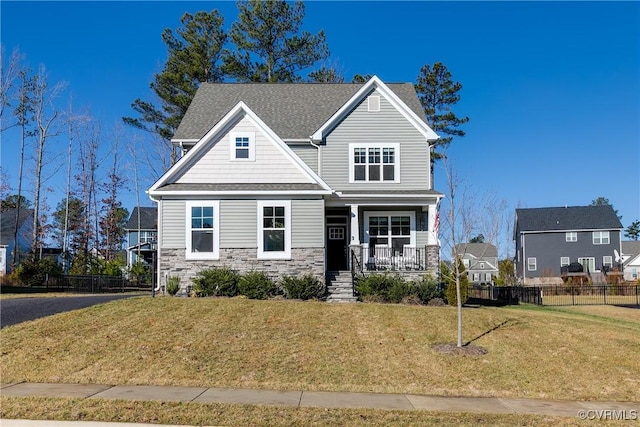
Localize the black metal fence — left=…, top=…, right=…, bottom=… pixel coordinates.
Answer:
left=468, top=285, right=640, bottom=307
left=37, top=275, right=151, bottom=293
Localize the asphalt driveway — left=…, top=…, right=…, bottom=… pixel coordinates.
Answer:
left=0, top=294, right=143, bottom=328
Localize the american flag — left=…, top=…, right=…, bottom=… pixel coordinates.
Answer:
left=434, top=212, right=440, bottom=236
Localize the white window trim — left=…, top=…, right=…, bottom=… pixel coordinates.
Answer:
left=349, top=143, right=400, bottom=183
left=185, top=200, right=220, bottom=260
left=257, top=200, right=291, bottom=260
left=527, top=257, right=537, bottom=271
left=603, top=256, right=613, bottom=267
left=560, top=257, right=570, bottom=267
left=592, top=231, right=610, bottom=245
left=363, top=211, right=416, bottom=247
left=566, top=231, right=577, bottom=242
left=230, top=131, right=256, bottom=161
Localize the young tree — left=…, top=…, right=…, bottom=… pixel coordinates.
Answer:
left=124, top=10, right=227, bottom=164
left=223, top=0, right=329, bottom=82
left=30, top=65, right=67, bottom=256
left=625, top=220, right=640, bottom=241
left=496, top=258, right=516, bottom=286
left=415, top=62, right=469, bottom=181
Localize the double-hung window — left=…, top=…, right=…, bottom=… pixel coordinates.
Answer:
left=350, top=143, right=399, bottom=183
left=230, top=132, right=255, bottom=161
left=258, top=201, right=291, bottom=259
left=592, top=231, right=610, bottom=245
left=566, top=232, right=577, bottom=242
left=185, top=201, right=219, bottom=260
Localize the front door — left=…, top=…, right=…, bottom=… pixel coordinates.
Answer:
left=327, top=224, right=348, bottom=271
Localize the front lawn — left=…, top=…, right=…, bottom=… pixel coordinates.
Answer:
left=1, top=297, right=638, bottom=402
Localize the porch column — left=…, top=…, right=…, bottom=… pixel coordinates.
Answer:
left=427, top=205, right=438, bottom=245
left=350, top=205, right=360, bottom=245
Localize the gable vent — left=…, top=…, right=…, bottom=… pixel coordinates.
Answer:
left=368, top=95, right=380, bottom=112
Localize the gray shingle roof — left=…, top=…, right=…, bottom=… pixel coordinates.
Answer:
left=455, top=243, right=498, bottom=258
left=622, top=241, right=640, bottom=258
left=515, top=205, right=623, bottom=232
left=0, top=208, right=34, bottom=245
left=172, top=82, right=427, bottom=141
left=125, top=207, right=157, bottom=230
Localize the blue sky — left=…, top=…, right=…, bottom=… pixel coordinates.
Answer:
left=1, top=1, right=639, bottom=247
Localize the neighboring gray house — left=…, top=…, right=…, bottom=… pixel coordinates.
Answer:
left=455, top=243, right=498, bottom=284
left=514, top=205, right=623, bottom=285
left=125, top=207, right=157, bottom=267
left=148, top=76, right=443, bottom=295
left=0, top=208, right=34, bottom=276
left=622, top=240, right=640, bottom=282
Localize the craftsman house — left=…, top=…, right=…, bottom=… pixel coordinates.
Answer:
left=514, top=205, right=624, bottom=285
left=148, top=76, right=443, bottom=295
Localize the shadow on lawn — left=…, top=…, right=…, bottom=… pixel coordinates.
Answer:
left=464, top=318, right=520, bottom=347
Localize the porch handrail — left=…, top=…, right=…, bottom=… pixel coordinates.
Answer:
left=350, top=248, right=365, bottom=297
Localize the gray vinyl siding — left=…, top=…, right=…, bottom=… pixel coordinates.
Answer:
left=220, top=200, right=257, bottom=248
left=321, top=88, right=429, bottom=191
left=289, top=144, right=318, bottom=173
left=517, top=230, right=622, bottom=278
left=292, top=199, right=324, bottom=247
left=161, top=200, right=185, bottom=248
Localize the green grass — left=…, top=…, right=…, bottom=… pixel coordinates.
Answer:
left=2, top=297, right=639, bottom=402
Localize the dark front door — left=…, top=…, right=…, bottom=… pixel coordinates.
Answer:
left=327, top=225, right=348, bottom=271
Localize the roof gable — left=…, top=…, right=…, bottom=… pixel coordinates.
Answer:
left=515, top=205, right=623, bottom=232
left=0, top=208, right=34, bottom=245
left=455, top=243, right=498, bottom=258
left=311, top=76, right=438, bottom=142
left=150, top=102, right=331, bottom=196
left=125, top=207, right=157, bottom=230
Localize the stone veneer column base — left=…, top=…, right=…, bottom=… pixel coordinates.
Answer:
left=160, top=247, right=325, bottom=294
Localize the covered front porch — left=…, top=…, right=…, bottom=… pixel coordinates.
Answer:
left=324, top=192, right=441, bottom=277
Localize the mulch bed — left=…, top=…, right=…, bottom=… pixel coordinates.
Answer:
left=432, top=343, right=488, bottom=356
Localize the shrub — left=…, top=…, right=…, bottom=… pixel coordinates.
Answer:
left=237, top=271, right=278, bottom=300
left=17, top=257, right=63, bottom=287
left=411, top=274, right=441, bottom=304
left=166, top=276, right=180, bottom=296
left=356, top=273, right=406, bottom=303
left=192, top=267, right=239, bottom=297
left=444, top=259, right=469, bottom=306
left=280, top=274, right=325, bottom=300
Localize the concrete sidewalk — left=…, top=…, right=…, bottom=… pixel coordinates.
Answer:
left=2, top=382, right=639, bottom=422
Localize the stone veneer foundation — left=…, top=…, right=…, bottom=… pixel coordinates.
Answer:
left=159, top=247, right=325, bottom=295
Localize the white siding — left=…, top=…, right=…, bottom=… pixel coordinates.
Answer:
left=220, top=200, right=257, bottom=248
left=321, top=89, right=429, bottom=191
left=176, top=115, right=311, bottom=184
left=161, top=200, right=185, bottom=248
left=292, top=199, right=324, bottom=247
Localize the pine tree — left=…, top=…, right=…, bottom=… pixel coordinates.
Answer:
left=124, top=10, right=227, bottom=163
left=415, top=62, right=469, bottom=180
left=223, top=0, right=329, bottom=82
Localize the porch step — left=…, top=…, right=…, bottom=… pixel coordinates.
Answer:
left=325, top=271, right=358, bottom=303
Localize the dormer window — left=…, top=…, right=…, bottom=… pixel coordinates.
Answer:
left=230, top=132, right=255, bottom=161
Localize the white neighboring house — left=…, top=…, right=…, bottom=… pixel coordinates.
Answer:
left=621, top=241, right=640, bottom=282
left=455, top=242, right=499, bottom=285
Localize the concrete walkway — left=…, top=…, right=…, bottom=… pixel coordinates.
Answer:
left=2, top=382, right=639, bottom=425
